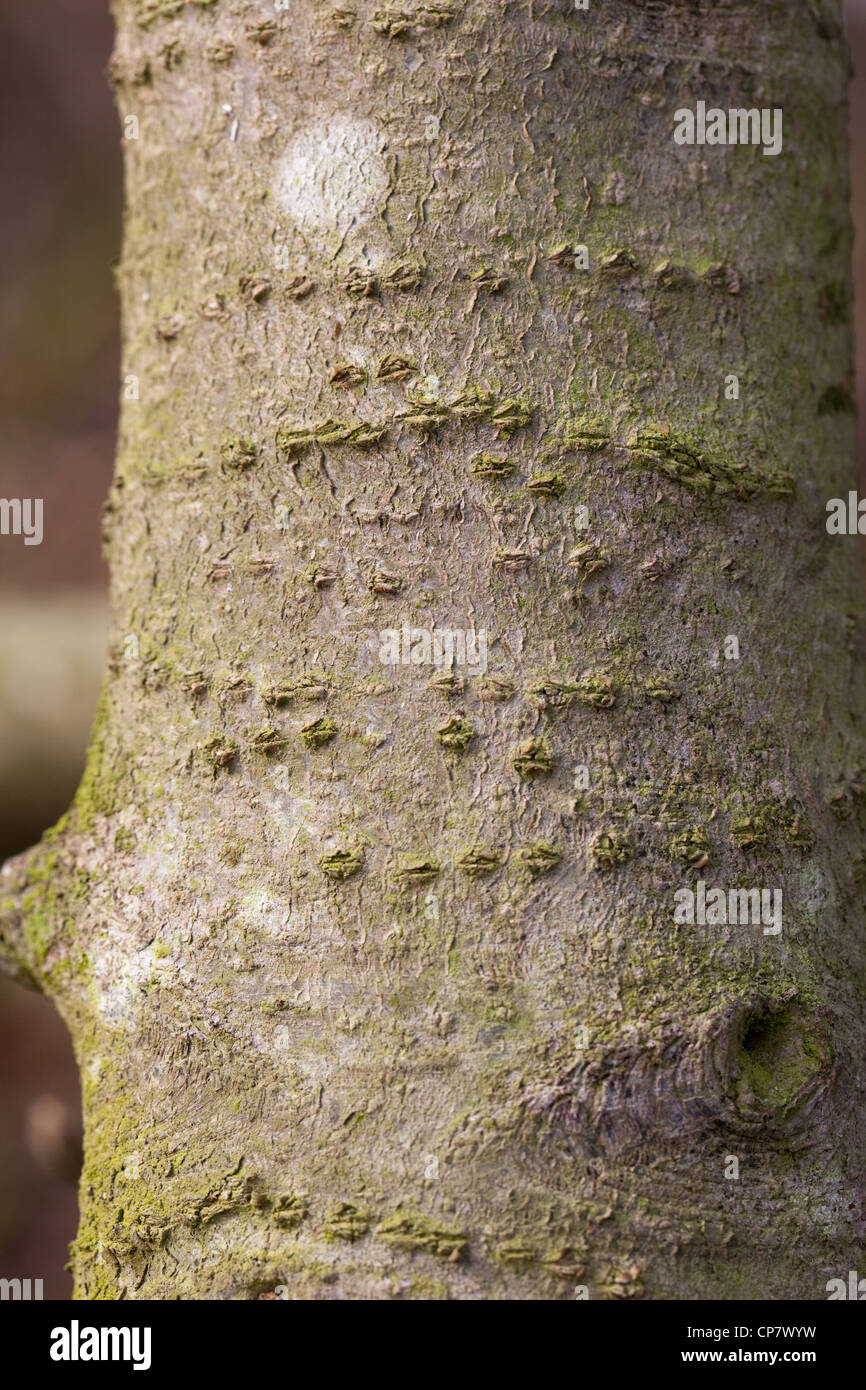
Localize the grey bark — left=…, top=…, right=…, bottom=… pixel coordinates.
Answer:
left=1, top=0, right=864, bottom=1299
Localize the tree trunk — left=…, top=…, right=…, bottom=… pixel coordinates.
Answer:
left=2, top=0, right=864, bottom=1300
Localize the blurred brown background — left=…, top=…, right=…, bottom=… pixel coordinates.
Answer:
left=0, top=0, right=865, bottom=1299
left=0, top=0, right=118, bottom=1298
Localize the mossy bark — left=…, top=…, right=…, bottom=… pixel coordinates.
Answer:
left=2, top=0, right=865, bottom=1299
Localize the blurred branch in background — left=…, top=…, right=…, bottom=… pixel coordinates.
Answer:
left=0, top=596, right=108, bottom=858
left=0, top=590, right=106, bottom=1293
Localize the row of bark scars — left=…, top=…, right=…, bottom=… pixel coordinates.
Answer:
left=148, top=258, right=792, bottom=499
left=128, top=0, right=842, bottom=43
left=275, top=394, right=532, bottom=454
left=165, top=252, right=741, bottom=310
left=523, top=996, right=837, bottom=1158
left=194, top=740, right=816, bottom=878
left=146, top=244, right=840, bottom=491
left=268, top=414, right=795, bottom=500
left=150, top=260, right=423, bottom=325
left=139, top=259, right=748, bottom=366
left=132, top=0, right=457, bottom=36
left=213, top=405, right=792, bottom=499
left=144, top=255, right=747, bottom=343
left=92, top=1168, right=466, bottom=1273
left=145, top=251, right=744, bottom=312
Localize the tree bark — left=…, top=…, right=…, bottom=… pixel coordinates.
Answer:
left=2, top=0, right=864, bottom=1299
